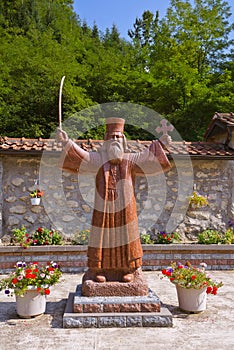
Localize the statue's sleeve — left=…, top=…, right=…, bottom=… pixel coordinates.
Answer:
left=131, top=140, right=171, bottom=176
left=58, top=140, right=100, bottom=174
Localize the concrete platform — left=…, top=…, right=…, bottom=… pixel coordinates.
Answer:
left=0, top=271, right=233, bottom=350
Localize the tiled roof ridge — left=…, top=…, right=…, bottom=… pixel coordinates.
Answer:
left=0, top=136, right=234, bottom=158
left=0, top=136, right=230, bottom=144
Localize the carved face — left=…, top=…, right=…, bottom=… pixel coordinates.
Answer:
left=103, top=133, right=124, bottom=164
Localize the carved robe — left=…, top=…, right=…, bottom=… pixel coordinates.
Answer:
left=60, top=140, right=171, bottom=270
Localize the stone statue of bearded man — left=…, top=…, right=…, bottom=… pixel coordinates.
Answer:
left=57, top=118, right=171, bottom=294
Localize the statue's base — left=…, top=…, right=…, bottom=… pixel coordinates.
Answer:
left=63, top=285, right=173, bottom=328
left=82, top=268, right=148, bottom=296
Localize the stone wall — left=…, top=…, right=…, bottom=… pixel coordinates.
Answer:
left=0, top=154, right=233, bottom=241
left=0, top=159, right=2, bottom=237
left=176, top=159, right=234, bottom=240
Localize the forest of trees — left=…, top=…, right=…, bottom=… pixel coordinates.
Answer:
left=0, top=0, right=233, bottom=140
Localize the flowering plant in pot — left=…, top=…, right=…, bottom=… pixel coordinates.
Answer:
left=0, top=261, right=62, bottom=297
left=188, top=191, right=208, bottom=209
left=0, top=261, right=62, bottom=317
left=30, top=189, right=44, bottom=205
left=162, top=261, right=223, bottom=312
left=30, top=189, right=44, bottom=198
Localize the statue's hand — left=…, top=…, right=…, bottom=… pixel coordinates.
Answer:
left=56, top=127, right=69, bottom=144
left=159, top=134, right=172, bottom=148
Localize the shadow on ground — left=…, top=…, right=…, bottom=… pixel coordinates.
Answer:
left=46, top=299, right=67, bottom=328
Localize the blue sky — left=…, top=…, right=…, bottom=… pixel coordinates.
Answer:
left=73, top=0, right=234, bottom=40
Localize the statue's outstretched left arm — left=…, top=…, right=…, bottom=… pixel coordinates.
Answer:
left=132, top=139, right=171, bottom=176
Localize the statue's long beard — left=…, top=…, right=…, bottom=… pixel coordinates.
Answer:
left=106, top=142, right=124, bottom=164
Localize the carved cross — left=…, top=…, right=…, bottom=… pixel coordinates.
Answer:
left=155, top=119, right=174, bottom=136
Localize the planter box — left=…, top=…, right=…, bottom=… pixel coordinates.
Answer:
left=0, top=244, right=233, bottom=273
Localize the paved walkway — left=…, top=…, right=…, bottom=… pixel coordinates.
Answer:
left=0, top=270, right=233, bottom=350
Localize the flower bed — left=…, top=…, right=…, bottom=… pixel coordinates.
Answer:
left=0, top=244, right=233, bottom=273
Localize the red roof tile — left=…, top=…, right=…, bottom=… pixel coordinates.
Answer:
left=0, top=137, right=234, bottom=159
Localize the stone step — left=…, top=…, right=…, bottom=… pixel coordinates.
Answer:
left=63, top=290, right=173, bottom=328
left=73, top=285, right=161, bottom=313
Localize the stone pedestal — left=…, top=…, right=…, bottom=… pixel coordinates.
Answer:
left=63, top=285, right=173, bottom=328
left=82, top=268, right=148, bottom=297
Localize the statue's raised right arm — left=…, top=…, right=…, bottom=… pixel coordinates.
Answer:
left=56, top=127, right=91, bottom=174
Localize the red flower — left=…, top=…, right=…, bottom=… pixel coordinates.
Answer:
left=33, top=262, right=38, bottom=265
left=166, top=271, right=172, bottom=276
left=37, top=228, right=43, bottom=233
left=37, top=287, right=42, bottom=292
left=170, top=277, right=175, bottom=281
left=48, top=267, right=54, bottom=272
left=33, top=268, right=39, bottom=273
left=12, top=278, right=18, bottom=284
left=167, top=237, right=171, bottom=241
left=162, top=269, right=167, bottom=275
left=191, top=275, right=197, bottom=280
left=206, top=286, right=212, bottom=294
left=211, top=286, right=218, bottom=295
left=178, top=265, right=183, bottom=269
left=25, top=269, right=32, bottom=274
left=44, top=289, right=50, bottom=295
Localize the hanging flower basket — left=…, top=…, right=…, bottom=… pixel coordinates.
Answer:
left=30, top=189, right=44, bottom=205
left=30, top=197, right=41, bottom=206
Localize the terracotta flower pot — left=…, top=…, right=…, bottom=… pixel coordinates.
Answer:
left=30, top=197, right=41, bottom=205
left=176, top=285, right=207, bottom=313
left=16, top=289, right=46, bottom=318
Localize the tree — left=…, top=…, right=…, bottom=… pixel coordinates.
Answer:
left=128, top=0, right=234, bottom=139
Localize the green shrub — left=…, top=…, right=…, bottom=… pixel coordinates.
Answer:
left=198, top=229, right=233, bottom=244
left=140, top=232, right=155, bottom=244
left=71, top=229, right=90, bottom=245
left=13, top=226, right=63, bottom=248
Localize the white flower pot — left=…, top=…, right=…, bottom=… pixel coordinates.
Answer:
left=176, top=285, right=207, bottom=313
left=16, top=289, right=46, bottom=318
left=30, top=197, right=41, bottom=205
